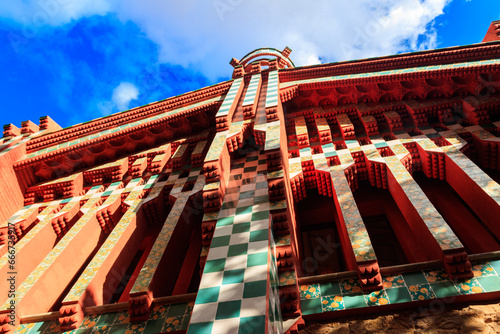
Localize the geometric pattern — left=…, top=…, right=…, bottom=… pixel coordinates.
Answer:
left=300, top=260, right=500, bottom=315
left=188, top=150, right=273, bottom=334
left=14, top=301, right=194, bottom=333
left=265, top=70, right=279, bottom=109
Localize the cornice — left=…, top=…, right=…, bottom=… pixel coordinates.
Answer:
left=25, top=80, right=232, bottom=153
left=14, top=100, right=221, bottom=179
left=279, top=42, right=500, bottom=83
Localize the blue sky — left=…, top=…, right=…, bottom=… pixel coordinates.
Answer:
left=0, top=0, right=498, bottom=129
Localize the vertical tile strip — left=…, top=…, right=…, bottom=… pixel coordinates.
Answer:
left=189, top=151, right=276, bottom=334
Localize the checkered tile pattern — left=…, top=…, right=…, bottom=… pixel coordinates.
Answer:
left=242, top=74, right=262, bottom=107
left=265, top=70, right=279, bottom=109
left=188, top=150, right=272, bottom=334
left=267, top=227, right=283, bottom=334
left=217, top=77, right=244, bottom=118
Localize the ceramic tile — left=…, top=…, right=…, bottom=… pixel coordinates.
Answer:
left=408, top=284, right=436, bottom=301
left=189, top=150, right=277, bottom=334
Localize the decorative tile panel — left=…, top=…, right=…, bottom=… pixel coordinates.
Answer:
left=299, top=260, right=500, bottom=315
left=14, top=302, right=194, bottom=334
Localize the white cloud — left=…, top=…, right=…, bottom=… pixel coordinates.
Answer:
left=0, top=0, right=110, bottom=26
left=0, top=0, right=451, bottom=79
left=112, top=82, right=139, bottom=111
left=96, top=82, right=139, bottom=116
left=109, top=0, right=451, bottom=79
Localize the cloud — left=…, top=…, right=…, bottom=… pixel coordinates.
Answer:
left=112, top=82, right=139, bottom=110
left=0, top=0, right=110, bottom=26
left=0, top=0, right=451, bottom=80
left=98, top=82, right=140, bottom=117
left=96, top=82, right=139, bottom=117
left=109, top=0, right=451, bottom=79
left=0, top=0, right=452, bottom=127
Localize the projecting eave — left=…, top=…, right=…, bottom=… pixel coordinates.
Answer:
left=23, top=79, right=233, bottom=155
left=278, top=40, right=500, bottom=83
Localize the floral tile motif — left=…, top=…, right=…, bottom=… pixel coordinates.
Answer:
left=471, top=262, right=497, bottom=278
left=269, top=199, right=287, bottom=211
left=295, top=116, right=308, bottom=136
left=408, top=284, right=436, bottom=301
left=321, top=295, right=345, bottom=312
left=17, top=303, right=188, bottom=334
left=388, top=142, right=410, bottom=157
left=300, top=284, right=321, bottom=299
left=162, top=315, right=185, bottom=332
left=471, top=129, right=497, bottom=141
left=455, top=278, right=484, bottom=295
left=79, top=314, right=100, bottom=328
left=203, top=181, right=220, bottom=191
left=43, top=320, right=61, bottom=333
left=125, top=321, right=147, bottom=333
left=423, top=269, right=450, bottom=283
left=364, top=290, right=390, bottom=307
left=274, top=234, right=290, bottom=247
left=91, top=325, right=111, bottom=334
left=339, top=278, right=363, bottom=295
left=13, top=323, right=37, bottom=333
left=203, top=211, right=219, bottom=222
left=205, top=131, right=230, bottom=162
left=382, top=274, right=406, bottom=289
left=114, top=311, right=131, bottom=325
left=150, top=304, right=169, bottom=320
left=186, top=301, right=195, bottom=315
left=278, top=270, right=296, bottom=286
left=267, top=169, right=284, bottom=180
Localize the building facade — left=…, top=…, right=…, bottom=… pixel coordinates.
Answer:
left=1, top=20, right=500, bottom=334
